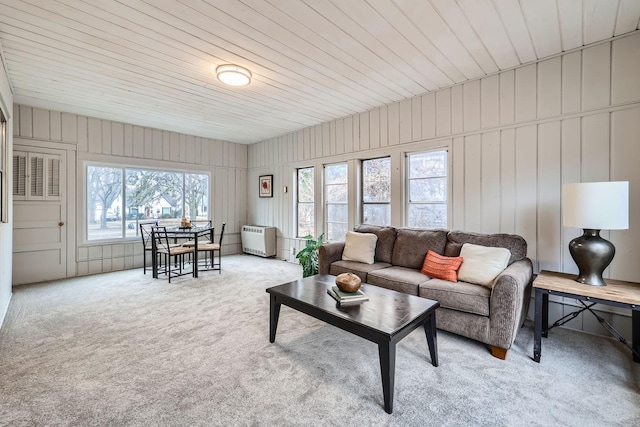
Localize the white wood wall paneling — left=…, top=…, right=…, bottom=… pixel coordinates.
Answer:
left=387, top=103, right=400, bottom=146
left=515, top=64, right=537, bottom=123
left=499, top=129, right=516, bottom=234
left=368, top=110, right=379, bottom=151
left=420, top=93, right=435, bottom=140
left=102, top=121, right=112, bottom=156
left=359, top=113, right=370, bottom=152
left=582, top=43, right=611, bottom=110
left=514, top=125, right=538, bottom=267
left=560, top=118, right=581, bottom=274
left=610, top=107, right=640, bottom=282
left=463, top=80, right=481, bottom=132
left=352, top=114, right=361, bottom=152
left=481, top=75, right=500, bottom=129
left=451, top=85, right=464, bottom=133
left=499, top=70, right=515, bottom=125
left=520, top=0, right=562, bottom=58
left=562, top=52, right=582, bottom=114
left=480, top=131, right=500, bottom=233
left=612, top=34, right=640, bottom=104
left=463, top=134, right=482, bottom=232
left=536, top=122, right=562, bottom=273
left=436, top=89, right=451, bottom=137
left=537, top=57, right=562, bottom=119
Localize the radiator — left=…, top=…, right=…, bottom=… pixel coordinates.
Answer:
left=241, top=225, right=277, bottom=257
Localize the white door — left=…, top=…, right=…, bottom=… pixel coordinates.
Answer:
left=12, top=146, right=67, bottom=285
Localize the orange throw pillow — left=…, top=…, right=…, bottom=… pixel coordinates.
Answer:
left=421, top=250, right=463, bottom=282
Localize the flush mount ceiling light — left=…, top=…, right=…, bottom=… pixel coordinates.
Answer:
left=216, top=64, right=252, bottom=86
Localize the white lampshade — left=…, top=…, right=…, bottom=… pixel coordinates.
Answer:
left=562, top=181, right=629, bottom=230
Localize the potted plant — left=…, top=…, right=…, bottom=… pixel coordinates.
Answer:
left=296, top=234, right=327, bottom=278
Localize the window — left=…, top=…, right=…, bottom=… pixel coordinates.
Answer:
left=297, top=167, right=314, bottom=237
left=362, top=157, right=391, bottom=226
left=0, top=110, right=5, bottom=222
left=87, top=164, right=209, bottom=241
left=406, top=150, right=448, bottom=228
left=325, top=163, right=348, bottom=241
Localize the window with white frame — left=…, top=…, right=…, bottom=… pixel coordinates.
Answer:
left=406, top=149, right=448, bottom=229
left=297, top=166, right=315, bottom=237
left=325, top=163, right=348, bottom=241
left=86, top=164, right=209, bottom=241
left=362, top=156, right=391, bottom=226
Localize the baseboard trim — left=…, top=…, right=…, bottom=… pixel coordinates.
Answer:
left=0, top=291, right=12, bottom=330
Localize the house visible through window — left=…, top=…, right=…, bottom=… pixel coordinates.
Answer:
left=362, top=157, right=391, bottom=226
left=407, top=150, right=448, bottom=229
left=297, top=167, right=314, bottom=237
left=87, top=165, right=209, bottom=241
left=325, top=163, right=348, bottom=241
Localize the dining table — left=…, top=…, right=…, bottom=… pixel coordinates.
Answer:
left=151, top=224, right=215, bottom=279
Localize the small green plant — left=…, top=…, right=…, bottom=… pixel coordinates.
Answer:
left=296, top=234, right=327, bottom=277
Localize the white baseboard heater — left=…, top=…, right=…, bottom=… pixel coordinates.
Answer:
left=241, top=225, right=277, bottom=257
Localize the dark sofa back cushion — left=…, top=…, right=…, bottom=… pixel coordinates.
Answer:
left=391, top=228, right=448, bottom=269
left=444, top=231, right=527, bottom=265
left=355, top=224, right=397, bottom=264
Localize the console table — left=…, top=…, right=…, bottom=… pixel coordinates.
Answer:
left=533, top=270, right=640, bottom=363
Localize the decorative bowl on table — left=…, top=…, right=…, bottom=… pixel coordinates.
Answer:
left=335, top=273, right=362, bottom=293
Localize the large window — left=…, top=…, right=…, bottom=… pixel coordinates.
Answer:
left=297, top=167, right=314, bottom=237
left=406, top=150, right=448, bottom=228
left=325, top=163, right=348, bottom=241
left=362, top=157, right=391, bottom=226
left=87, top=165, right=209, bottom=241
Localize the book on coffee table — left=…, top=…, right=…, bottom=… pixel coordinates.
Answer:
left=327, top=286, right=369, bottom=306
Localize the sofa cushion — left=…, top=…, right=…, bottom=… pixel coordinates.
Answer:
left=419, top=279, right=491, bottom=317
left=342, top=231, right=377, bottom=264
left=355, top=224, right=397, bottom=264
left=329, top=260, right=391, bottom=283
left=445, top=231, right=527, bottom=265
left=421, top=250, right=463, bottom=282
left=457, top=243, right=511, bottom=287
left=367, top=266, right=429, bottom=295
left=391, top=228, right=448, bottom=269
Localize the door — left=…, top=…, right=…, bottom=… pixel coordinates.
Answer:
left=12, top=146, right=67, bottom=285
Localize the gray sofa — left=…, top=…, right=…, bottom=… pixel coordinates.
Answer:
left=318, top=225, right=533, bottom=360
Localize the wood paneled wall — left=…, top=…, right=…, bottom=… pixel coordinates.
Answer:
left=248, top=32, right=640, bottom=339
left=13, top=105, right=247, bottom=277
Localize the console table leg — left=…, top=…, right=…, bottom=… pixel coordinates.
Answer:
left=534, top=289, right=543, bottom=363
left=424, top=314, right=438, bottom=367
left=378, top=341, right=396, bottom=414
left=633, top=310, right=639, bottom=363
left=269, top=295, right=281, bottom=343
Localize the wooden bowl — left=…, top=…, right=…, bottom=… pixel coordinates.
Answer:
left=335, top=273, right=362, bottom=293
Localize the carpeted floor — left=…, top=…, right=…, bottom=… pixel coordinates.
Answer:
left=0, top=255, right=638, bottom=426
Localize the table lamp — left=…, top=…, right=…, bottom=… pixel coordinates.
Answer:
left=562, top=181, right=629, bottom=286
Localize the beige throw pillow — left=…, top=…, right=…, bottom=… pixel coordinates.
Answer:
left=342, top=231, right=378, bottom=265
left=457, top=243, right=511, bottom=287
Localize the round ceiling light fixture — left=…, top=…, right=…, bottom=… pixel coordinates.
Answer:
left=216, top=64, right=252, bottom=86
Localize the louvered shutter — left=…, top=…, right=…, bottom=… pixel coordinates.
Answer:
left=13, top=152, right=27, bottom=198
left=47, top=157, right=60, bottom=197
left=30, top=154, right=44, bottom=198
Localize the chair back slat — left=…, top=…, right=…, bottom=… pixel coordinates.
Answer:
left=152, top=226, right=171, bottom=252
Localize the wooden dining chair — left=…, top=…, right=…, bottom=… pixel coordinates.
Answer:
left=153, top=227, right=195, bottom=282
left=198, top=222, right=225, bottom=274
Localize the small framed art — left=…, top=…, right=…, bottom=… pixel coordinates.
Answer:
left=259, top=175, right=273, bottom=198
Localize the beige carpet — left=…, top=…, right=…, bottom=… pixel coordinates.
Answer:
left=0, top=255, right=638, bottom=426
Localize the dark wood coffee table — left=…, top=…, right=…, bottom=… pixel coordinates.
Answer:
left=266, top=274, right=440, bottom=414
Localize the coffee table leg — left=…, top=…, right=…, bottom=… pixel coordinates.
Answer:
left=534, top=289, right=543, bottom=362
left=633, top=310, right=639, bottom=363
left=423, top=314, right=438, bottom=367
left=378, top=341, right=396, bottom=414
left=269, top=294, right=281, bottom=343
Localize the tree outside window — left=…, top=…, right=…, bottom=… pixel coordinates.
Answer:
left=297, top=167, right=314, bottom=237
left=362, top=157, right=391, bottom=226
left=325, top=163, right=348, bottom=241
left=407, top=150, right=448, bottom=229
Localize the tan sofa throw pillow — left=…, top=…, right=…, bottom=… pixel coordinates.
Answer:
left=457, top=243, right=511, bottom=287
left=342, top=231, right=378, bottom=265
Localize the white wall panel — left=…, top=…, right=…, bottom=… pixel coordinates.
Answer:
left=582, top=43, right=611, bottom=110
left=612, top=35, right=640, bottom=105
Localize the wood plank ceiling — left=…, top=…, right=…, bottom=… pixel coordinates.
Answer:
left=0, top=0, right=638, bottom=144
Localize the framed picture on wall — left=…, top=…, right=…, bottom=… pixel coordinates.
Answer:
left=259, top=175, right=273, bottom=198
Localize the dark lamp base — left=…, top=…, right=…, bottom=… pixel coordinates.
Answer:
left=568, top=229, right=615, bottom=287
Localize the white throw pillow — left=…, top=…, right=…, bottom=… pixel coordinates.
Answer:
left=457, top=243, right=511, bottom=287
left=342, top=231, right=378, bottom=265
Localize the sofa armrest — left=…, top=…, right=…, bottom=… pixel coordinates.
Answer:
left=488, top=258, right=534, bottom=350
left=318, top=242, right=345, bottom=275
